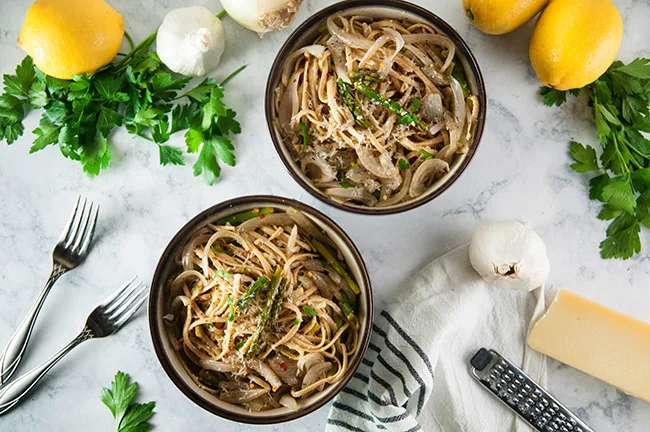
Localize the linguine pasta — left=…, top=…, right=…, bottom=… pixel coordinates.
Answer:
left=165, top=207, right=361, bottom=411
left=273, top=15, right=480, bottom=207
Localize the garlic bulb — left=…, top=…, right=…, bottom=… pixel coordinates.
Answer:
left=220, top=0, right=303, bottom=35
left=156, top=6, right=226, bottom=76
left=469, top=220, right=550, bottom=292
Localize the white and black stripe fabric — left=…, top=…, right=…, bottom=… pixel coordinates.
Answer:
left=327, top=245, right=547, bottom=432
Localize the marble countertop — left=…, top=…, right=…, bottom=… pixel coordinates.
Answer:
left=1, top=0, right=649, bottom=430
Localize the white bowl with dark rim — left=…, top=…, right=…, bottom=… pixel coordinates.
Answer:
left=265, top=0, right=487, bottom=215
left=148, top=195, right=373, bottom=424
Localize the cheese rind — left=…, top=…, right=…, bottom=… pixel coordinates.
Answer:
left=528, top=290, right=650, bottom=403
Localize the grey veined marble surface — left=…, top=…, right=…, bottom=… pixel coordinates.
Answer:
left=1, top=0, right=650, bottom=430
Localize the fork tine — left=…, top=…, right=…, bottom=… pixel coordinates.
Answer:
left=58, top=195, right=82, bottom=244
left=113, top=294, right=148, bottom=329
left=108, top=284, right=148, bottom=321
left=77, top=203, right=99, bottom=256
left=104, top=281, right=145, bottom=315
left=64, top=197, right=87, bottom=248
left=71, top=201, right=97, bottom=253
left=99, top=276, right=138, bottom=309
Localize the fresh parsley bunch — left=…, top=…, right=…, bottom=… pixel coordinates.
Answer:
left=0, top=32, right=244, bottom=185
left=542, top=58, right=650, bottom=259
left=101, top=371, right=155, bottom=432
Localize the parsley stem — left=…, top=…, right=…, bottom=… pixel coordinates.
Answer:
left=216, top=9, right=227, bottom=19
left=115, top=30, right=158, bottom=70
left=124, top=30, right=135, bottom=51
left=220, top=65, right=247, bottom=86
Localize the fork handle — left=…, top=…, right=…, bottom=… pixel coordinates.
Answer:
left=0, top=327, right=93, bottom=415
left=0, top=264, right=67, bottom=385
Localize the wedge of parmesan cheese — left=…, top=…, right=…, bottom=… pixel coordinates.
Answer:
left=528, top=290, right=650, bottom=403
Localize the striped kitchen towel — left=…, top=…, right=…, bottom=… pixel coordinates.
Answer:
left=327, top=244, right=547, bottom=432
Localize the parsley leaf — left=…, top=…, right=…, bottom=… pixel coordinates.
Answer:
left=569, top=141, right=599, bottom=172
left=27, top=81, right=47, bottom=108
left=97, top=106, right=123, bottom=136
left=158, top=145, right=184, bottom=166
left=30, top=119, right=60, bottom=153
left=600, top=213, right=641, bottom=259
left=210, top=135, right=236, bottom=167
left=0, top=46, right=243, bottom=185
left=600, top=177, right=636, bottom=214
left=544, top=57, right=650, bottom=259
left=185, top=128, right=203, bottom=153
left=540, top=86, right=579, bottom=106
left=612, top=58, right=650, bottom=79
left=303, top=305, right=318, bottom=317
left=398, top=158, right=411, bottom=171
left=101, top=371, right=155, bottom=432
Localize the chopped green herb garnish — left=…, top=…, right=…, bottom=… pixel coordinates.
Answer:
left=293, top=318, right=300, bottom=326
left=339, top=181, right=355, bottom=188
left=208, top=322, right=215, bottom=328
left=216, top=269, right=233, bottom=280
left=419, top=149, right=434, bottom=160
left=234, top=339, right=247, bottom=350
left=398, top=159, right=411, bottom=171
left=303, top=305, right=318, bottom=317
left=299, top=121, right=309, bottom=151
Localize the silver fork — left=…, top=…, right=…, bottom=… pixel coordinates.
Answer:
left=0, top=196, right=99, bottom=385
left=0, top=277, right=147, bottom=415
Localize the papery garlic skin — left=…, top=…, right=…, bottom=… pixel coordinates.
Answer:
left=469, top=220, right=550, bottom=292
left=220, top=0, right=303, bottom=34
left=157, top=6, right=226, bottom=76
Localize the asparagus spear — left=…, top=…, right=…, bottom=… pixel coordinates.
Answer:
left=250, top=269, right=282, bottom=355
left=338, top=291, right=356, bottom=321
left=217, top=207, right=275, bottom=226
left=270, top=278, right=288, bottom=331
left=235, top=275, right=270, bottom=311
left=349, top=69, right=380, bottom=82
left=312, top=239, right=361, bottom=295
left=353, top=81, right=427, bottom=132
left=337, top=79, right=372, bottom=129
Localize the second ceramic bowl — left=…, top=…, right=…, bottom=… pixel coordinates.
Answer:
left=266, top=0, right=487, bottom=215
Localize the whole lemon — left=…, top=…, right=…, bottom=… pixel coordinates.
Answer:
left=18, top=0, right=124, bottom=80
left=463, top=0, right=549, bottom=34
left=529, top=0, right=623, bottom=90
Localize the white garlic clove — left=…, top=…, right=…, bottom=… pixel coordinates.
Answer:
left=156, top=6, right=226, bottom=77
left=220, top=0, right=303, bottom=35
left=469, top=220, right=550, bottom=292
